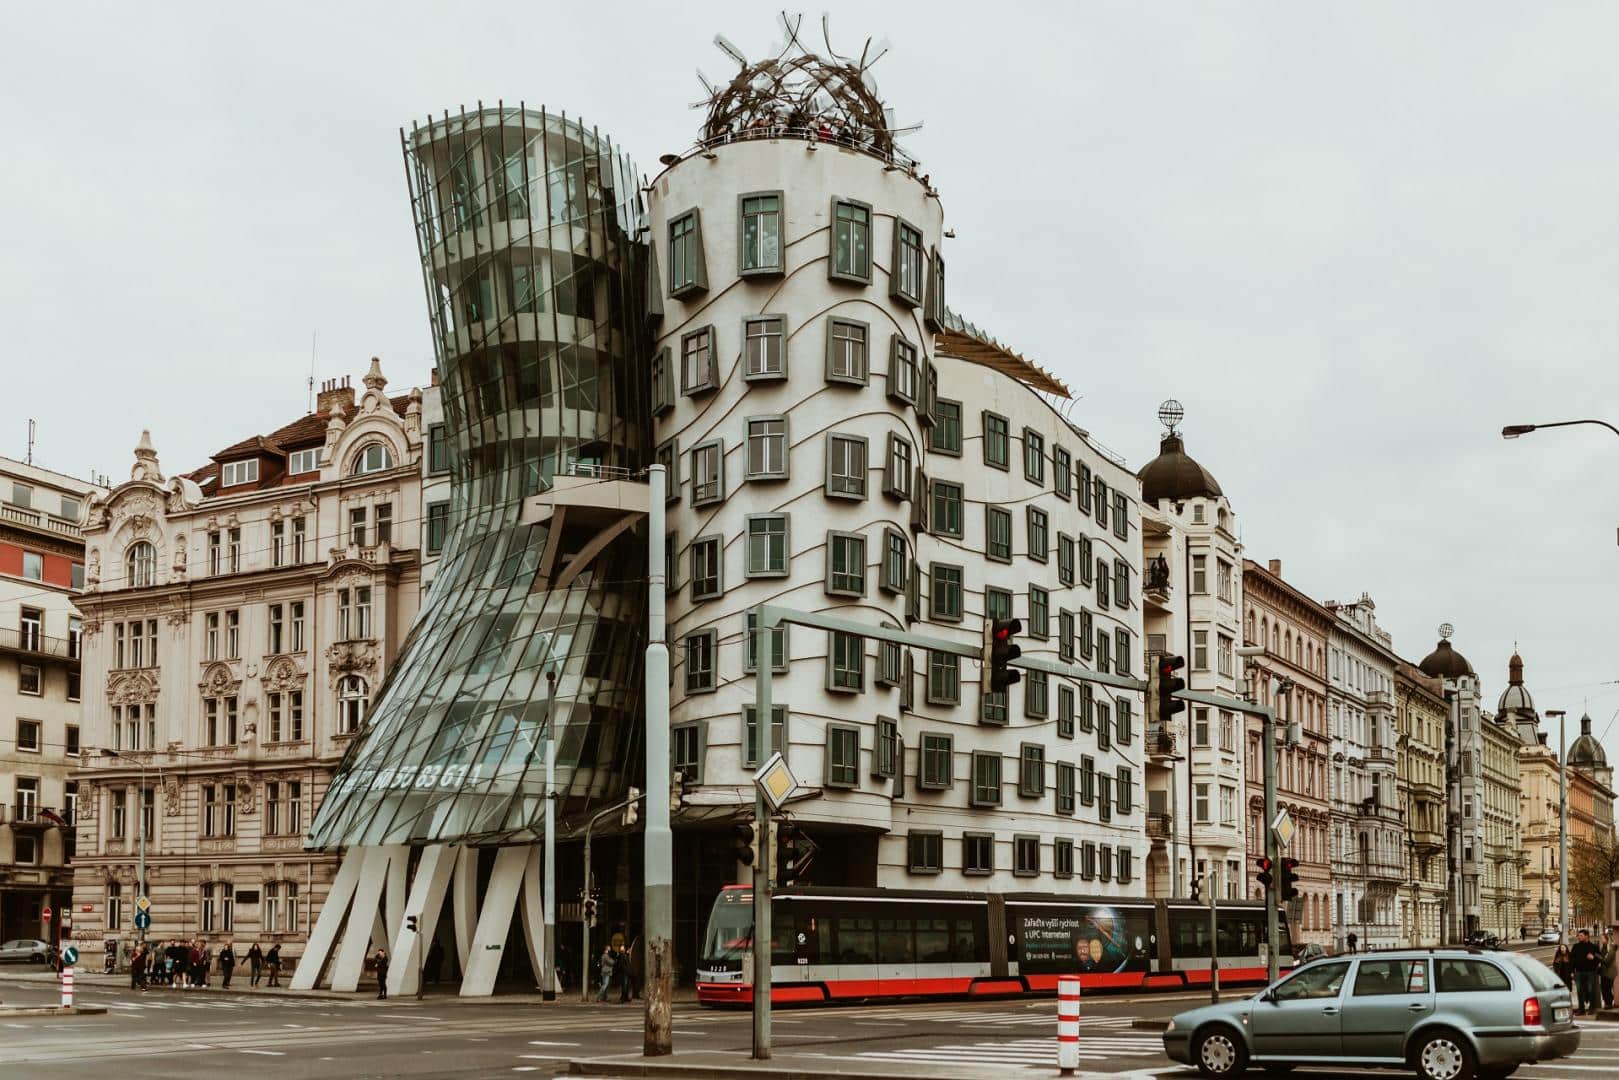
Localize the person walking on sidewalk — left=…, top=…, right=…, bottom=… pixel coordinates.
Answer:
left=247, top=942, right=263, bottom=988
left=266, top=943, right=282, bottom=987
left=1571, top=929, right=1603, bottom=1015
left=373, top=948, right=390, bottom=1000
left=1601, top=931, right=1618, bottom=1011
left=129, top=943, right=146, bottom=991
left=595, top=943, right=616, bottom=1002
left=219, top=942, right=236, bottom=990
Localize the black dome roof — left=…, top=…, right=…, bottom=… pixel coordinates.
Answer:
left=1138, top=434, right=1223, bottom=504
left=1569, top=713, right=1607, bottom=769
left=1418, top=639, right=1474, bottom=679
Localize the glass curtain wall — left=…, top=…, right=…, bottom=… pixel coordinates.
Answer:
left=308, top=106, right=650, bottom=849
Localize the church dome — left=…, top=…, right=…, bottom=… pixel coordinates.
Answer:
left=1138, top=433, right=1223, bottom=504
left=1568, top=713, right=1608, bottom=769
left=1496, top=651, right=1535, bottom=714
left=1419, top=638, right=1474, bottom=679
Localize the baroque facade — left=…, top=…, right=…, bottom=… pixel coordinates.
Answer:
left=1396, top=661, right=1447, bottom=947
left=68, top=363, right=439, bottom=963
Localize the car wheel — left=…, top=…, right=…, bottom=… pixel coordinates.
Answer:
left=1415, top=1030, right=1476, bottom=1080
left=30, top=952, right=44, bottom=964
left=1194, top=1025, right=1249, bottom=1079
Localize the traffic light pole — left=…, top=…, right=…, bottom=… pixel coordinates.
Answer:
left=752, top=607, right=777, bottom=1060
left=578, top=791, right=643, bottom=1005
left=644, top=464, right=672, bottom=1053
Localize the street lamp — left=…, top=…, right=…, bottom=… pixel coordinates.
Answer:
left=1501, top=419, right=1619, bottom=440
left=100, top=748, right=147, bottom=945
left=1546, top=709, right=1569, bottom=944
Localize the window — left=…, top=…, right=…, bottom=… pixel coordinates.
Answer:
left=928, top=563, right=964, bottom=621
left=826, top=531, right=867, bottom=597
left=672, top=722, right=704, bottom=783
left=680, top=326, right=718, bottom=394
left=203, top=695, right=239, bottom=746
left=883, top=434, right=913, bottom=499
left=349, top=506, right=369, bottom=547
left=263, top=880, right=300, bottom=934
left=667, top=209, right=707, bottom=298
left=744, top=613, right=788, bottom=674
left=1096, top=631, right=1112, bottom=676
left=292, top=516, right=308, bottom=562
left=908, top=831, right=943, bottom=874
left=220, top=459, right=259, bottom=487
left=684, top=630, right=717, bottom=694
left=1116, top=697, right=1133, bottom=745
left=1191, top=554, right=1207, bottom=594
left=375, top=503, right=393, bottom=544
left=1193, top=629, right=1210, bottom=671
left=651, top=348, right=674, bottom=416
left=426, top=501, right=450, bottom=552
left=1056, top=761, right=1077, bottom=815
left=1217, top=558, right=1234, bottom=602
left=1116, top=767, right=1134, bottom=813
left=742, top=705, right=787, bottom=767
left=71, top=562, right=84, bottom=589
left=426, top=424, right=449, bottom=474
left=1274, top=961, right=1351, bottom=1002
left=126, top=544, right=156, bottom=586
left=202, top=783, right=237, bottom=837
left=289, top=601, right=306, bottom=652
left=338, top=675, right=368, bottom=733
left=200, top=882, right=235, bottom=933
left=266, top=781, right=303, bottom=836
left=925, top=244, right=947, bottom=325
left=873, top=716, right=899, bottom=778
left=930, top=399, right=962, bottom=455
left=1097, top=772, right=1113, bottom=822
left=267, top=690, right=305, bottom=742
left=925, top=650, right=960, bottom=705
left=963, top=832, right=995, bottom=875
left=1014, top=835, right=1040, bottom=877
left=986, top=506, right=1012, bottom=562
left=920, top=733, right=953, bottom=789
left=1058, top=610, right=1075, bottom=662
left=877, top=639, right=902, bottom=687
left=971, top=751, right=1002, bottom=806
left=1025, top=670, right=1049, bottom=718
left=829, top=198, right=872, bottom=283
left=891, top=218, right=925, bottom=306
left=888, top=337, right=919, bottom=405
left=827, top=725, right=860, bottom=786
left=19, top=606, right=41, bottom=651
left=738, top=192, right=783, bottom=275
left=65, top=724, right=79, bottom=755
left=1435, top=958, right=1511, bottom=993
left=1058, top=685, right=1076, bottom=739
left=1217, top=634, right=1234, bottom=678
left=826, top=318, right=869, bottom=384
left=1080, top=535, right=1094, bottom=585
left=1115, top=628, right=1133, bottom=675
left=1057, top=534, right=1075, bottom=585
left=8, top=481, right=30, bottom=508
left=822, top=433, right=869, bottom=500
left=690, top=441, right=725, bottom=506
left=107, top=882, right=124, bottom=930
left=828, top=631, right=864, bottom=692
left=1019, top=743, right=1045, bottom=797
left=338, top=586, right=372, bottom=639
left=983, top=412, right=1010, bottom=469
left=1053, top=445, right=1072, bottom=499
left=1094, top=477, right=1109, bottom=529
left=1023, top=429, right=1046, bottom=485
left=1026, top=507, right=1049, bottom=562
left=16, top=718, right=40, bottom=752
left=920, top=483, right=961, bottom=543
left=743, top=315, right=786, bottom=378
left=1113, top=491, right=1129, bottom=539
left=1195, top=782, right=1210, bottom=823
left=1096, top=559, right=1111, bottom=609
left=745, top=416, right=788, bottom=479
left=352, top=443, right=394, bottom=475
left=691, top=535, right=724, bottom=600
left=745, top=515, right=789, bottom=577
left=1054, top=838, right=1075, bottom=879
left=880, top=528, right=908, bottom=593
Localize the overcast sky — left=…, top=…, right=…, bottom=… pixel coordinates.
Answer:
left=6, top=2, right=1618, bottom=760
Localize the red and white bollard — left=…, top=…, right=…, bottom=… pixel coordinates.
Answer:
left=1057, top=974, right=1081, bottom=1075
left=61, top=964, right=74, bottom=1009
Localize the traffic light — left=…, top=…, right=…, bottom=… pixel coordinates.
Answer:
left=733, top=823, right=757, bottom=866
left=777, top=823, right=818, bottom=886
left=1157, top=655, right=1186, bottom=723
left=583, top=896, right=598, bottom=926
left=1190, top=876, right=1202, bottom=903
left=1256, top=856, right=1274, bottom=891
left=1279, top=857, right=1300, bottom=902
left=405, top=914, right=419, bottom=934
left=623, top=787, right=641, bottom=827
left=982, top=618, right=1023, bottom=693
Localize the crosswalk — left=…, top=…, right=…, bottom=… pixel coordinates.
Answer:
left=811, top=1032, right=1165, bottom=1070
left=820, top=1002, right=1141, bottom=1028
left=90, top=992, right=368, bottom=1013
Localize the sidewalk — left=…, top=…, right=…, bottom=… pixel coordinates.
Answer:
left=568, top=1050, right=996, bottom=1080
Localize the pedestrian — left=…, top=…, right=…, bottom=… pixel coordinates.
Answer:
left=1346, top=931, right=1358, bottom=954
left=1602, top=931, right=1618, bottom=1011
left=596, top=943, right=616, bottom=1002
left=266, top=943, right=282, bottom=987
left=373, top=948, right=389, bottom=1000
left=219, top=942, right=236, bottom=990
left=247, top=942, right=263, bottom=987
left=1520, top=925, right=1528, bottom=942
left=1571, top=929, right=1603, bottom=1015
left=1553, top=944, right=1573, bottom=990
left=199, top=940, right=213, bottom=988
left=621, top=936, right=640, bottom=1003
left=129, top=943, right=145, bottom=991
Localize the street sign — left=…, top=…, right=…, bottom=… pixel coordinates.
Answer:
left=61, top=946, right=79, bottom=966
left=134, top=911, right=151, bottom=930
left=753, top=752, right=799, bottom=811
left=60, top=913, right=71, bottom=929
left=41, top=907, right=51, bottom=923
left=1271, top=808, right=1295, bottom=850
left=135, top=895, right=151, bottom=912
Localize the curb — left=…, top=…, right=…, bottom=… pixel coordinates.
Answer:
left=568, top=1058, right=983, bottom=1080
left=0, top=1005, right=108, bottom=1017
left=1131, top=1018, right=1171, bottom=1031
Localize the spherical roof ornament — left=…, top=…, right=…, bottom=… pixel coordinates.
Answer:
left=1418, top=623, right=1474, bottom=679
left=1138, top=403, right=1223, bottom=504
left=1157, top=399, right=1184, bottom=436
left=1438, top=622, right=1454, bottom=641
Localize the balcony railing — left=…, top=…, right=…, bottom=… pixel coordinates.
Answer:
left=1359, top=856, right=1406, bottom=882
left=0, top=500, right=83, bottom=539
left=1364, top=744, right=1395, bottom=765
left=1146, top=725, right=1177, bottom=760
left=0, top=626, right=80, bottom=662
left=1366, top=690, right=1393, bottom=709
left=9, top=803, right=72, bottom=828
left=1410, top=827, right=1445, bottom=851
left=1146, top=812, right=1171, bottom=841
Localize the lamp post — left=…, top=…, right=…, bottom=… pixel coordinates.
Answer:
left=1547, top=709, right=1568, bottom=942
left=100, top=749, right=146, bottom=945
left=1502, top=419, right=1619, bottom=441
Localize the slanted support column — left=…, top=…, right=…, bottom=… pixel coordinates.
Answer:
left=389, top=843, right=457, bottom=997
left=290, top=847, right=367, bottom=990
left=452, top=845, right=478, bottom=974
left=461, top=845, right=529, bottom=997
left=330, top=845, right=407, bottom=992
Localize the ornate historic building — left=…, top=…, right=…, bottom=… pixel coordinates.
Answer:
left=1396, top=661, right=1448, bottom=946
left=68, top=362, right=439, bottom=962
left=1241, top=558, right=1332, bottom=946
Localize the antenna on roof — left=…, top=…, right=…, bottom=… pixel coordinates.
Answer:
left=25, top=418, right=35, bottom=465
left=308, top=331, right=317, bottom=414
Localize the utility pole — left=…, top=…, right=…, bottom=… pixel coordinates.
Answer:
left=1208, top=865, right=1220, bottom=1003
left=1549, top=709, right=1568, bottom=941
left=751, top=605, right=777, bottom=1060
left=542, top=723, right=556, bottom=1001
left=644, top=464, right=673, bottom=1055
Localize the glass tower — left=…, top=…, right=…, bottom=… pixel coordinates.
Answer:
left=308, top=106, right=650, bottom=849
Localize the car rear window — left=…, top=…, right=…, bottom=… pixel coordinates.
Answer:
left=1507, top=953, right=1564, bottom=993
left=1436, top=958, right=1511, bottom=992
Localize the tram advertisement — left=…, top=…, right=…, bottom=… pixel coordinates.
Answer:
left=1014, top=904, right=1154, bottom=974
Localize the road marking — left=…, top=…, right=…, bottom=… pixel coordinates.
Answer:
left=239, top=1049, right=284, bottom=1056
left=527, top=1041, right=580, bottom=1047
left=511, top=1068, right=539, bottom=1073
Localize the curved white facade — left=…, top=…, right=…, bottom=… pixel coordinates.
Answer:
left=650, top=138, right=1145, bottom=893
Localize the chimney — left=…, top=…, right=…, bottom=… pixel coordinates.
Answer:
left=1268, top=558, right=1282, bottom=576
left=316, top=376, right=354, bottom=416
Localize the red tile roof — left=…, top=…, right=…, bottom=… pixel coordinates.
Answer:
left=187, top=394, right=414, bottom=496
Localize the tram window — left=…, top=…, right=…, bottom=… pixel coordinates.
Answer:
left=953, top=918, right=980, bottom=962
left=878, top=918, right=916, bottom=964
left=772, top=910, right=798, bottom=966
left=1169, top=914, right=1210, bottom=958
left=1217, top=918, right=1261, bottom=957
left=916, top=918, right=951, bottom=963
left=834, top=916, right=877, bottom=964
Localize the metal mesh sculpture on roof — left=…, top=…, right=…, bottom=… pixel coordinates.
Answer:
left=698, top=13, right=919, bottom=162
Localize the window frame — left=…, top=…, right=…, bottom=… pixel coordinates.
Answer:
left=828, top=197, right=874, bottom=285
left=908, top=830, right=944, bottom=874
left=683, top=629, right=718, bottom=695
left=1026, top=506, right=1049, bottom=563
left=745, top=415, right=790, bottom=481
left=667, top=208, right=708, bottom=299
left=888, top=335, right=920, bottom=406
left=929, top=479, right=963, bottom=538
left=930, top=398, right=963, bottom=456
left=825, top=530, right=868, bottom=598
left=827, top=724, right=861, bottom=787
left=827, top=630, right=865, bottom=693
left=985, top=505, right=1013, bottom=563
left=883, top=433, right=913, bottom=500
left=737, top=190, right=785, bottom=277
left=970, top=750, right=1003, bottom=807
left=920, top=733, right=953, bottom=789
left=962, top=831, right=994, bottom=876
left=1014, top=835, right=1041, bottom=878
left=680, top=325, right=719, bottom=395
left=825, top=317, right=871, bottom=385
left=741, top=314, right=788, bottom=380
left=890, top=217, right=925, bottom=307
left=1022, top=428, right=1046, bottom=485
left=929, top=562, right=964, bottom=622
left=690, top=439, right=726, bottom=507
left=742, top=704, right=788, bottom=768
left=982, top=411, right=1010, bottom=470
left=744, top=514, right=790, bottom=578
left=825, top=433, right=869, bottom=500
left=691, top=534, right=724, bottom=601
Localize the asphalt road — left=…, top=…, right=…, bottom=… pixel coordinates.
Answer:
left=2, top=947, right=1615, bottom=1079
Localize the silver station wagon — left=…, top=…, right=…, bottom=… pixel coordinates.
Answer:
left=1163, top=948, right=1579, bottom=1080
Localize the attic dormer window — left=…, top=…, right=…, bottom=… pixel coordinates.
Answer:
left=351, top=443, right=394, bottom=475
left=220, top=460, right=259, bottom=487
left=287, top=448, right=319, bottom=475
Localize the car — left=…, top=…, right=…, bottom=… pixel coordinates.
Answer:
left=0, top=939, right=50, bottom=964
left=1537, top=928, right=1561, bottom=945
left=1465, top=930, right=1501, bottom=950
left=1163, top=948, right=1579, bottom=1080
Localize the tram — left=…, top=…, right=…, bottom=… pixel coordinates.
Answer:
left=696, top=884, right=1291, bottom=1006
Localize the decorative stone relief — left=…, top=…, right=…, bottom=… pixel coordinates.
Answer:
left=325, top=639, right=380, bottom=688
left=107, top=671, right=160, bottom=705
left=235, top=777, right=256, bottom=814
left=164, top=603, right=189, bottom=628
left=262, top=656, right=306, bottom=694
left=77, top=783, right=96, bottom=821
left=163, top=778, right=182, bottom=817
left=199, top=663, right=241, bottom=697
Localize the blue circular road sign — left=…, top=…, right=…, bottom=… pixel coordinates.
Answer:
left=134, top=910, right=151, bottom=930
